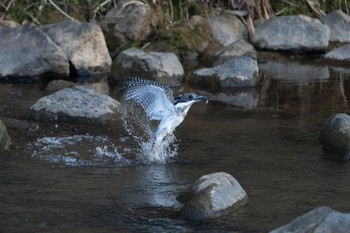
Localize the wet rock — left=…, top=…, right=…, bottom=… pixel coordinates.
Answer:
left=41, top=20, right=111, bottom=76
left=321, top=10, right=350, bottom=43
left=0, top=24, right=69, bottom=79
left=324, top=44, right=350, bottom=62
left=177, top=172, right=248, bottom=220
left=30, top=86, right=121, bottom=124
left=111, top=48, right=184, bottom=86
left=0, top=119, right=11, bottom=150
left=212, top=39, right=257, bottom=66
left=259, top=60, right=329, bottom=81
left=105, top=0, right=162, bottom=42
left=209, top=89, right=258, bottom=109
left=270, top=206, right=350, bottom=233
left=45, top=80, right=76, bottom=93
left=207, top=13, right=248, bottom=46
left=319, top=113, right=350, bottom=160
left=190, top=56, right=258, bottom=89
left=252, top=15, right=329, bottom=51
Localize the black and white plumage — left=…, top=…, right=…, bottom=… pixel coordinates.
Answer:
left=122, top=77, right=209, bottom=150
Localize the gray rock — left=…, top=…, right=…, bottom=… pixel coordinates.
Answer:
left=105, top=0, right=161, bottom=42
left=30, top=86, right=121, bottom=124
left=324, top=44, right=350, bottom=62
left=190, top=56, right=258, bottom=89
left=111, top=48, right=184, bottom=86
left=177, top=172, right=248, bottom=220
left=207, top=13, right=248, bottom=46
left=210, top=89, right=258, bottom=109
left=213, top=39, right=257, bottom=66
left=321, top=10, right=350, bottom=43
left=45, top=80, right=76, bottom=93
left=0, top=24, right=69, bottom=79
left=270, top=206, right=350, bottom=233
left=0, top=120, right=11, bottom=150
left=319, top=113, right=350, bottom=160
left=252, top=15, right=329, bottom=51
left=259, top=60, right=329, bottom=81
left=41, top=20, right=112, bottom=76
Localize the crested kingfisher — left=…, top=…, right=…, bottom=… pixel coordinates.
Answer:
left=121, top=77, right=209, bottom=150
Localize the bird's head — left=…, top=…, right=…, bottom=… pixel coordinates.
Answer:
left=174, top=93, right=209, bottom=108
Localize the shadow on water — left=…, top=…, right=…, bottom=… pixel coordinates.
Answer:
left=1, top=57, right=350, bottom=232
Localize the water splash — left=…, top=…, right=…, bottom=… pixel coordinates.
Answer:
left=121, top=102, right=179, bottom=164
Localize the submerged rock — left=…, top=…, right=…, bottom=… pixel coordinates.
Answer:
left=111, top=48, right=184, bottom=86
left=0, top=24, right=69, bottom=79
left=319, top=113, right=350, bottom=160
left=324, top=44, right=350, bottom=62
left=252, top=15, right=329, bottom=51
left=270, top=206, right=350, bottom=233
left=321, top=10, right=350, bottom=43
left=30, top=86, right=121, bottom=124
left=0, top=119, right=11, bottom=150
left=177, top=172, right=248, bottom=220
left=41, top=20, right=112, bottom=76
left=190, top=56, right=258, bottom=89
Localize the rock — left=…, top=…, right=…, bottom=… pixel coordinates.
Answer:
left=41, top=20, right=112, bottom=76
left=0, top=120, right=11, bottom=150
left=212, top=39, right=257, bottom=66
left=105, top=0, right=162, bottom=42
left=111, top=48, right=184, bottom=86
left=259, top=60, right=329, bottom=81
left=269, top=206, right=350, bottom=233
left=207, top=13, right=248, bottom=46
left=0, top=24, right=69, bottom=79
left=209, top=89, right=258, bottom=109
left=252, top=15, right=329, bottom=51
left=30, top=86, right=121, bottom=124
left=177, top=172, right=248, bottom=220
left=190, top=56, right=258, bottom=89
left=319, top=113, right=350, bottom=160
left=0, top=19, right=20, bottom=29
left=321, top=10, right=350, bottom=43
left=45, top=80, right=76, bottom=93
left=324, top=44, right=350, bottom=62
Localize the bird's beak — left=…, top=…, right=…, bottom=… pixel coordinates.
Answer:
left=195, top=95, right=210, bottom=102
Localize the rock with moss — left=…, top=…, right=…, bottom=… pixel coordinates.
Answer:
left=319, top=113, right=350, bottom=160
left=111, top=48, right=184, bottom=86
left=177, top=172, right=248, bottom=220
left=190, top=56, right=258, bottom=89
left=321, top=10, right=350, bottom=43
left=252, top=15, right=329, bottom=52
left=0, top=120, right=11, bottom=150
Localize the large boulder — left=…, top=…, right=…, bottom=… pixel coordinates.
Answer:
left=30, top=86, right=121, bottom=124
left=319, top=113, right=350, bottom=160
left=41, top=20, right=111, bottom=76
left=0, top=24, right=69, bottom=79
left=270, top=206, right=350, bottom=233
left=324, top=44, right=350, bottom=62
left=321, top=10, right=350, bottom=43
left=252, top=15, right=329, bottom=51
left=190, top=56, right=258, bottom=89
left=177, top=172, right=248, bottom=220
left=0, top=120, right=11, bottom=150
left=111, top=48, right=184, bottom=86
left=105, top=0, right=162, bottom=43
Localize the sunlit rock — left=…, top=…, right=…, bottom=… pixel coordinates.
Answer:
left=319, top=113, right=350, bottom=160
left=177, top=172, right=248, bottom=220
left=324, top=44, right=350, bottom=62
left=252, top=15, right=329, bottom=51
left=259, top=60, right=329, bottom=81
left=111, top=48, right=184, bottom=86
left=321, top=10, right=350, bottom=43
left=0, top=19, right=20, bottom=29
left=30, top=86, right=121, bottom=124
left=270, top=206, right=350, bottom=233
left=0, top=24, right=69, bottom=79
left=212, top=39, right=257, bottom=66
left=0, top=119, right=11, bottom=150
left=41, top=20, right=112, bottom=76
left=190, top=56, right=258, bottom=89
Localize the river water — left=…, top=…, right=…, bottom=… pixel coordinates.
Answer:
left=1, top=57, right=350, bottom=232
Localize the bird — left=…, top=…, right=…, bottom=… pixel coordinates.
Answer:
left=121, top=77, right=209, bottom=153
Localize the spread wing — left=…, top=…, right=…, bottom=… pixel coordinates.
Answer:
left=122, top=77, right=175, bottom=120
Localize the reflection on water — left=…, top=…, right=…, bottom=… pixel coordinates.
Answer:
left=1, top=59, right=350, bottom=232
